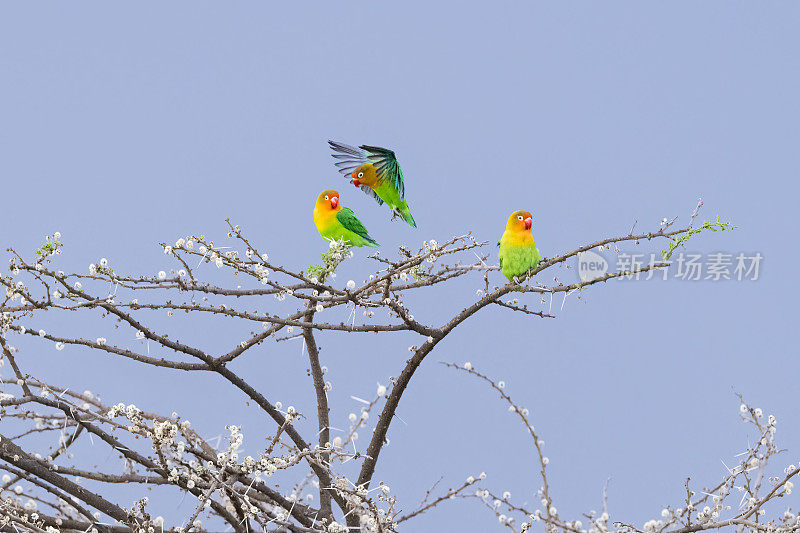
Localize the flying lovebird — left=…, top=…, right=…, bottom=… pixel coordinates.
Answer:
left=498, top=210, right=542, bottom=283
left=313, top=190, right=379, bottom=247
left=328, top=141, right=417, bottom=228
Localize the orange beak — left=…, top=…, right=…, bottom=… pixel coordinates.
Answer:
left=350, top=171, right=360, bottom=187
left=330, top=196, right=339, bottom=209
left=524, top=217, right=532, bottom=230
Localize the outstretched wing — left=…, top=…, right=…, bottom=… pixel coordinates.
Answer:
left=361, top=144, right=404, bottom=198
left=329, top=140, right=367, bottom=175
left=328, top=140, right=385, bottom=206
left=336, top=207, right=377, bottom=245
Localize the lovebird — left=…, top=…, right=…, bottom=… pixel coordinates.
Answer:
left=328, top=141, right=417, bottom=228
left=498, top=210, right=542, bottom=282
left=313, top=190, right=379, bottom=247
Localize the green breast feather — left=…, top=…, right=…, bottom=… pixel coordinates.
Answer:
left=498, top=243, right=541, bottom=281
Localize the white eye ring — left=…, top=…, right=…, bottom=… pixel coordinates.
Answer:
left=357, top=172, right=364, bottom=178
left=517, top=215, right=523, bottom=221
left=324, top=195, right=329, bottom=200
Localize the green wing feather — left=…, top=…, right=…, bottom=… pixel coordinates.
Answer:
left=336, top=208, right=377, bottom=245
left=361, top=145, right=404, bottom=198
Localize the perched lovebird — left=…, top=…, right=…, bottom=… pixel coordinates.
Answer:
left=328, top=141, right=417, bottom=228
left=498, top=210, right=542, bottom=283
left=313, top=190, right=379, bottom=247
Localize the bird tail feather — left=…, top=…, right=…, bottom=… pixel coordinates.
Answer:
left=398, top=206, right=417, bottom=228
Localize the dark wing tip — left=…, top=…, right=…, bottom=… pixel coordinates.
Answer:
left=359, top=145, right=397, bottom=159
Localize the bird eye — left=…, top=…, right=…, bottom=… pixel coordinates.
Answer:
left=517, top=215, right=523, bottom=221
left=324, top=195, right=329, bottom=200
left=357, top=172, right=364, bottom=178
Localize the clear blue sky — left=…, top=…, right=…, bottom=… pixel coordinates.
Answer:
left=1, top=2, right=798, bottom=530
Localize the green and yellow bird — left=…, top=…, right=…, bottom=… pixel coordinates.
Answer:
left=498, top=210, right=542, bottom=282
left=313, top=190, right=379, bottom=247
left=328, top=141, right=416, bottom=227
